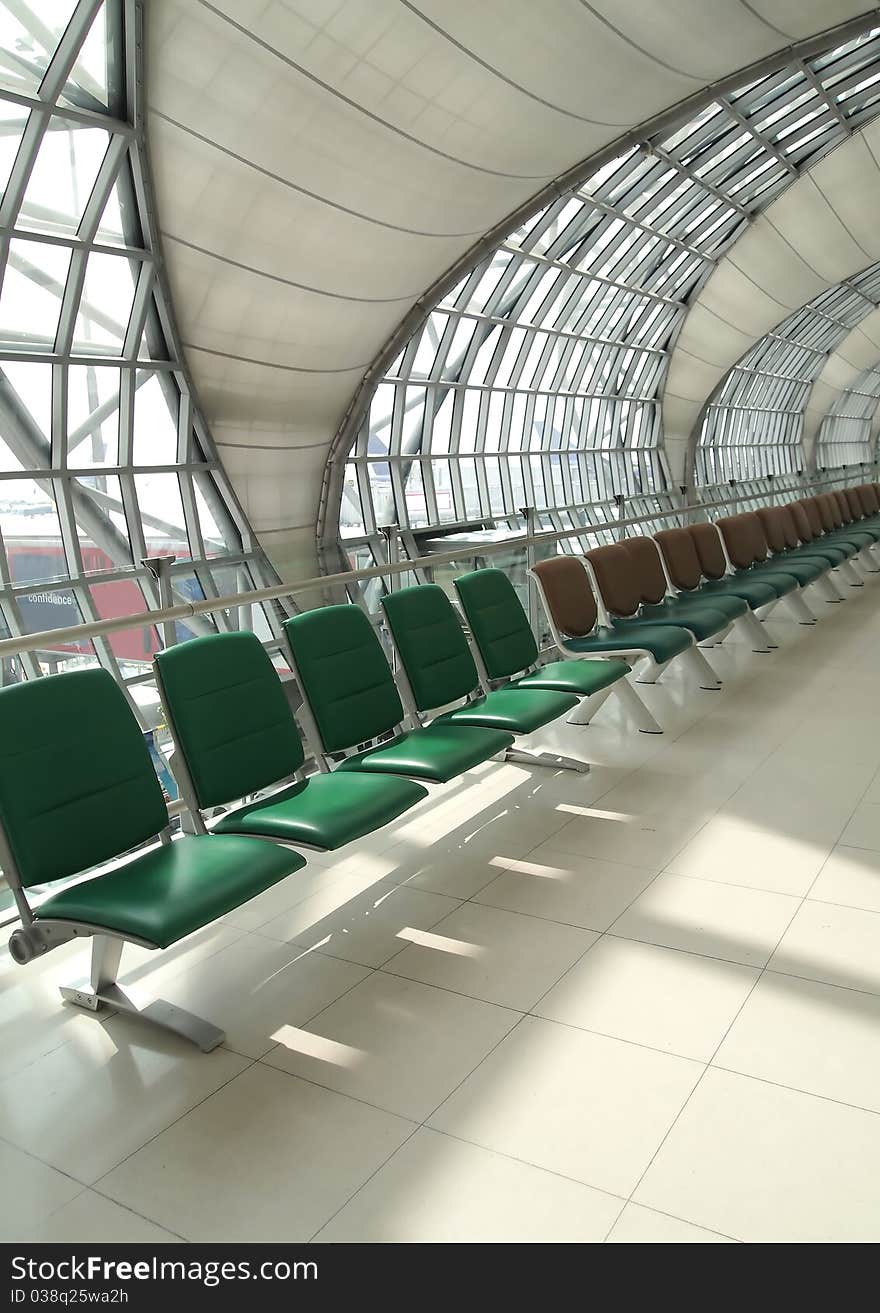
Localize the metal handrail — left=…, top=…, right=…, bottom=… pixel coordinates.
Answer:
left=0, top=469, right=870, bottom=662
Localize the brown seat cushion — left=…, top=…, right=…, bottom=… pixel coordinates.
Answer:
left=790, top=500, right=816, bottom=543
left=687, top=522, right=728, bottom=580
left=623, top=536, right=669, bottom=605
left=756, top=506, right=788, bottom=554
left=716, top=513, right=767, bottom=569
left=586, top=543, right=643, bottom=617
left=857, top=484, right=879, bottom=516
left=655, top=527, right=704, bottom=591
left=531, top=556, right=598, bottom=638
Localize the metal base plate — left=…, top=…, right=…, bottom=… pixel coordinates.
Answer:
left=60, top=982, right=225, bottom=1053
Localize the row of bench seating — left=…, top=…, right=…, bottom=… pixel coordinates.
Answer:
left=3, top=483, right=878, bottom=1052
left=532, top=485, right=880, bottom=690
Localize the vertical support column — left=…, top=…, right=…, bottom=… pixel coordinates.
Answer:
left=379, top=524, right=400, bottom=670
left=142, top=555, right=177, bottom=650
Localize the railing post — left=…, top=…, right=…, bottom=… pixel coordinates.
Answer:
left=378, top=523, right=400, bottom=668
left=142, top=555, right=177, bottom=650
left=519, top=505, right=540, bottom=635
left=614, top=492, right=626, bottom=540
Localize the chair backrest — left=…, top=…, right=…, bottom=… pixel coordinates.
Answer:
left=531, top=556, right=598, bottom=637
left=586, top=543, right=642, bottom=617
left=155, top=632, right=305, bottom=811
left=857, top=484, right=878, bottom=516
left=623, top=536, right=669, bottom=605
left=655, top=527, right=704, bottom=590
left=790, top=500, right=815, bottom=543
left=755, top=506, right=787, bottom=554
left=283, top=606, right=404, bottom=754
left=454, top=569, right=539, bottom=680
left=716, top=513, right=767, bottom=569
left=835, top=491, right=856, bottom=519
left=814, top=494, right=838, bottom=531
left=382, top=585, right=478, bottom=713
left=842, top=487, right=864, bottom=521
left=0, top=668, right=167, bottom=890
left=776, top=504, right=803, bottom=550
left=687, top=522, right=728, bottom=580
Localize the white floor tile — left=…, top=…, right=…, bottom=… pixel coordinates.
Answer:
left=259, top=879, right=461, bottom=968
left=0, top=1017, right=249, bottom=1183
left=140, top=937, right=370, bottom=1059
left=262, top=973, right=519, bottom=1121
left=716, top=971, right=880, bottom=1113
left=21, top=1191, right=182, bottom=1244
left=840, top=802, right=880, bottom=852
left=429, top=1016, right=702, bottom=1197
left=610, top=873, right=798, bottom=967
left=472, top=847, right=655, bottom=931
left=536, top=938, right=758, bottom=1061
left=636, top=1067, right=880, bottom=1242
left=317, top=1127, right=621, bottom=1243
left=0, top=1141, right=82, bottom=1242
left=666, top=817, right=831, bottom=897
left=769, top=900, right=880, bottom=995
left=100, top=1064, right=414, bottom=1242
left=384, top=903, right=595, bottom=1011
left=605, top=1202, right=735, bottom=1243
left=809, top=844, right=880, bottom=913
left=546, top=812, right=693, bottom=869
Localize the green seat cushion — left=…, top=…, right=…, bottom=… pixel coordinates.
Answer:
left=565, top=623, right=692, bottom=663
left=453, top=569, right=540, bottom=681
left=0, top=668, right=170, bottom=890
left=824, top=529, right=879, bottom=548
left=35, top=835, right=303, bottom=949
left=617, top=605, right=728, bottom=643
left=514, top=658, right=629, bottom=696
left=212, top=772, right=427, bottom=849
left=435, top=686, right=577, bottom=734
left=671, top=591, right=748, bottom=621
left=699, top=576, right=784, bottom=606
left=764, top=555, right=826, bottom=585
left=155, top=632, right=305, bottom=810
left=339, top=724, right=513, bottom=783
left=381, top=585, right=481, bottom=713
left=635, top=602, right=733, bottom=640
left=794, top=543, right=850, bottom=566
left=735, top=567, right=799, bottom=595
left=282, top=607, right=406, bottom=754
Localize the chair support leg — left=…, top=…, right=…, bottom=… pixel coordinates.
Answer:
left=635, top=656, right=669, bottom=685
left=612, top=675, right=663, bottom=733
left=60, top=935, right=226, bottom=1053
left=738, top=609, right=773, bottom=653
left=681, top=644, right=722, bottom=690
left=836, top=560, right=863, bottom=587
left=814, top=573, right=844, bottom=604
left=503, top=746, right=590, bottom=775
left=785, top=591, right=817, bottom=625
left=857, top=545, right=880, bottom=573
left=565, top=684, right=615, bottom=725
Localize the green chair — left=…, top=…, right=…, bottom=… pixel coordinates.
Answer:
left=380, top=584, right=590, bottom=772
left=453, top=568, right=663, bottom=734
left=155, top=632, right=428, bottom=849
left=0, top=668, right=303, bottom=1051
left=282, top=604, right=514, bottom=782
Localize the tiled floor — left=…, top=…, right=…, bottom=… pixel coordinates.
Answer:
left=5, top=576, right=880, bottom=1243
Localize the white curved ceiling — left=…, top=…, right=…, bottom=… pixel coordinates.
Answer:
left=805, top=306, right=880, bottom=454
left=146, top=0, right=875, bottom=577
left=665, top=117, right=880, bottom=479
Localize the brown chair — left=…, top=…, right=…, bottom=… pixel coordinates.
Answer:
left=654, top=526, right=777, bottom=652
left=715, top=513, right=818, bottom=625
left=529, top=554, right=707, bottom=693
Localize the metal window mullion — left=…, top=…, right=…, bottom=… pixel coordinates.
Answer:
left=0, top=107, right=50, bottom=228
left=38, top=0, right=105, bottom=103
